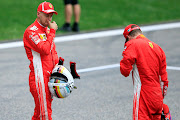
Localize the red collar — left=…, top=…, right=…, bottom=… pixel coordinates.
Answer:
left=135, top=34, right=146, bottom=39
left=124, top=34, right=146, bottom=46
left=34, top=19, right=47, bottom=32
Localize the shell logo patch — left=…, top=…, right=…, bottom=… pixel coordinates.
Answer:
left=49, top=4, right=53, bottom=8
left=149, top=42, right=153, bottom=48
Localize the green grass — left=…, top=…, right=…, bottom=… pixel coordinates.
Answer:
left=0, top=0, right=180, bottom=41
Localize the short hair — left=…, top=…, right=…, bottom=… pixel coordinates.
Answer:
left=129, top=25, right=142, bottom=37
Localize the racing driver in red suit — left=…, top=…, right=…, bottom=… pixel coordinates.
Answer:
left=23, top=2, right=59, bottom=120
left=120, top=24, right=169, bottom=120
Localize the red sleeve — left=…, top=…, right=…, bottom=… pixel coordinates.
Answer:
left=159, top=48, right=169, bottom=85
left=52, top=42, right=59, bottom=65
left=120, top=43, right=136, bottom=77
left=25, top=28, right=56, bottom=55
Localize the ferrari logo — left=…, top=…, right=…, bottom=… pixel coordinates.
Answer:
left=39, top=34, right=47, bottom=41
left=149, top=42, right=153, bottom=48
left=47, top=30, right=50, bottom=34
left=49, top=4, right=53, bottom=8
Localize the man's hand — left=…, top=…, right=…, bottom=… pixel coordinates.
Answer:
left=162, top=82, right=168, bottom=98
left=49, top=21, right=58, bottom=31
left=163, top=85, right=168, bottom=98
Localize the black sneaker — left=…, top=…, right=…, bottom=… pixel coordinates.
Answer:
left=58, top=23, right=71, bottom=32
left=72, top=22, right=79, bottom=32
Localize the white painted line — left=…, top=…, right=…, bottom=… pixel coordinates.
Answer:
left=0, top=41, right=23, bottom=49
left=1, top=22, right=180, bottom=49
left=77, top=64, right=119, bottom=73
left=77, top=64, right=180, bottom=73
left=167, top=66, right=180, bottom=71
left=55, top=22, right=180, bottom=43
left=54, top=29, right=124, bottom=43
left=140, top=22, right=180, bottom=32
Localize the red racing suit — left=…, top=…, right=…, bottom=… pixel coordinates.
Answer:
left=23, top=19, right=59, bottom=120
left=120, top=34, right=169, bottom=120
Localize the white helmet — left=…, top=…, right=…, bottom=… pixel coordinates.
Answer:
left=48, top=65, right=75, bottom=98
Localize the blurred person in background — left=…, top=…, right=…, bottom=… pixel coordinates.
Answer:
left=23, top=2, right=59, bottom=120
left=120, top=24, right=169, bottom=120
left=58, top=0, right=81, bottom=32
